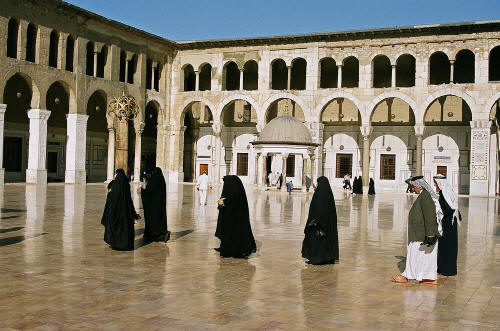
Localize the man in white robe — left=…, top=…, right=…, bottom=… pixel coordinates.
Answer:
left=197, top=170, right=210, bottom=205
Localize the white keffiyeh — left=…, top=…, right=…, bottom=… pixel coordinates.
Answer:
left=407, top=176, right=443, bottom=236
left=433, top=174, right=461, bottom=226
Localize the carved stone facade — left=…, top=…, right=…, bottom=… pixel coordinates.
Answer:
left=1, top=1, right=500, bottom=196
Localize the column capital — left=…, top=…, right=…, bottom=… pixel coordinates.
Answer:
left=281, top=152, right=289, bottom=158
left=212, top=122, right=222, bottom=135
left=449, top=59, right=455, bottom=65
left=414, top=124, right=425, bottom=136
left=27, top=109, right=51, bottom=121
left=360, top=124, right=372, bottom=137
left=67, top=113, right=89, bottom=123
left=0, top=104, right=6, bottom=113
left=470, top=120, right=491, bottom=129
left=134, top=121, right=145, bottom=134
left=256, top=122, right=265, bottom=133
left=337, top=64, right=343, bottom=68
left=107, top=126, right=115, bottom=132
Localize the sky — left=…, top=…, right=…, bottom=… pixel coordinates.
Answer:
left=65, top=0, right=500, bottom=42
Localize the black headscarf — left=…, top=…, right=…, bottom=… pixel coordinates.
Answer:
left=215, top=175, right=256, bottom=258
left=368, top=178, right=375, bottom=195
left=141, top=167, right=169, bottom=242
left=101, top=168, right=135, bottom=250
left=301, top=176, right=339, bottom=264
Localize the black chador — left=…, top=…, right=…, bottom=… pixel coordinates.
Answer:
left=215, top=175, right=256, bottom=258
left=301, top=176, right=339, bottom=264
left=368, top=178, right=375, bottom=195
left=140, top=167, right=170, bottom=242
left=101, top=169, right=136, bottom=251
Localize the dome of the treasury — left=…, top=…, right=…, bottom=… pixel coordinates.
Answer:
left=254, top=115, right=316, bottom=145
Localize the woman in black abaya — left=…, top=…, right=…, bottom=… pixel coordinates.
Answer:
left=138, top=167, right=170, bottom=242
left=101, top=169, right=136, bottom=250
left=368, top=178, right=375, bottom=195
left=302, top=176, right=339, bottom=264
left=215, top=175, right=256, bottom=258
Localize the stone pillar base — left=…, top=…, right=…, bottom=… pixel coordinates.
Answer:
left=65, top=170, right=87, bottom=184
left=0, top=168, right=4, bottom=185
left=26, top=169, right=47, bottom=184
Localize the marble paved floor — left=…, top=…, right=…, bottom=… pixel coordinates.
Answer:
left=1, top=183, right=500, bottom=330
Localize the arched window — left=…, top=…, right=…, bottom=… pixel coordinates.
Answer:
left=342, top=57, right=359, bottom=88
left=183, top=64, right=195, bottom=91
left=146, top=59, right=152, bottom=90
left=86, top=41, right=94, bottom=76
left=319, top=57, right=337, bottom=88
left=199, top=63, right=212, bottom=91
left=396, top=54, right=415, bottom=87
left=127, top=54, right=137, bottom=84
left=372, top=55, right=391, bottom=88
left=65, top=35, right=74, bottom=72
left=243, top=60, right=258, bottom=90
left=119, top=51, right=126, bottom=82
left=7, top=18, right=19, bottom=59
left=271, top=59, right=287, bottom=90
left=223, top=61, right=240, bottom=90
left=96, top=45, right=107, bottom=78
left=429, top=52, right=450, bottom=85
left=454, top=49, right=474, bottom=83
left=154, top=64, right=160, bottom=91
left=48, top=30, right=59, bottom=68
left=290, top=58, right=306, bottom=90
left=25, top=23, right=37, bottom=62
left=489, top=46, right=500, bottom=82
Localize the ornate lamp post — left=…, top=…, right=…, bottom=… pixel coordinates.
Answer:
left=107, top=92, right=139, bottom=172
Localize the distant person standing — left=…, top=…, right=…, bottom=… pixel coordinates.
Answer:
left=305, top=175, right=312, bottom=192
left=278, top=173, right=283, bottom=189
left=368, top=178, right=375, bottom=195
left=197, top=170, right=210, bottom=205
left=268, top=171, right=274, bottom=187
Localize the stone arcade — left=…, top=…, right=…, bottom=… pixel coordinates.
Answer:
left=1, top=1, right=500, bottom=196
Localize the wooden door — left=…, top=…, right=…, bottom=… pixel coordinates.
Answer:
left=199, top=163, right=208, bottom=175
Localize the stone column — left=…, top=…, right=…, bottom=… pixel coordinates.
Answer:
left=26, top=109, right=51, bottom=184
left=310, top=155, right=316, bottom=185
left=195, top=70, right=200, bottom=91
left=301, top=154, right=308, bottom=192
left=414, top=124, right=425, bottom=176
left=469, top=120, right=492, bottom=196
left=306, top=122, right=324, bottom=180
left=257, top=153, right=264, bottom=187
left=360, top=125, right=372, bottom=187
left=261, top=153, right=268, bottom=188
left=106, top=127, right=115, bottom=182
left=281, top=153, right=288, bottom=191
left=337, top=64, right=342, bottom=88
left=151, top=61, right=157, bottom=90
left=239, top=68, right=244, bottom=90
left=115, top=118, right=128, bottom=172
left=391, top=64, right=396, bottom=87
left=450, top=60, right=455, bottom=83
left=0, top=104, right=6, bottom=184
left=224, top=147, right=233, bottom=176
left=93, top=51, right=98, bottom=77
left=287, top=66, right=291, bottom=90
left=212, top=123, right=222, bottom=184
left=65, top=114, right=89, bottom=184
left=133, top=122, right=144, bottom=182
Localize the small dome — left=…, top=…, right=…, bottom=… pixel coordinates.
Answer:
left=256, top=115, right=313, bottom=144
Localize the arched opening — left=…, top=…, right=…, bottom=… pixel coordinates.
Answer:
left=429, top=51, right=450, bottom=85
left=372, top=55, right=391, bottom=88
left=86, top=90, right=107, bottom=182
left=243, top=60, right=258, bottom=90
left=7, top=18, right=19, bottom=59
left=154, top=64, right=160, bottom=91
left=370, top=98, right=415, bottom=126
left=146, top=59, right=152, bottom=90
left=127, top=54, right=137, bottom=84
left=86, top=41, right=94, bottom=76
left=271, top=59, right=287, bottom=90
left=290, top=57, right=306, bottom=90
left=46, top=81, right=70, bottom=182
left=182, top=102, right=214, bottom=182
left=342, top=56, right=359, bottom=88
left=65, top=35, right=75, bottom=72
left=199, top=63, right=212, bottom=91
left=48, top=30, right=59, bottom=68
left=319, top=57, right=337, bottom=88
left=221, top=100, right=258, bottom=127
left=454, top=49, right=474, bottom=83
left=2, top=74, right=32, bottom=181
left=489, top=46, right=500, bottom=81
left=96, top=45, right=107, bottom=78
left=396, top=54, right=415, bottom=87
left=424, top=95, right=472, bottom=194
left=321, top=98, right=361, bottom=125
left=142, top=101, right=159, bottom=176
left=182, top=64, right=195, bottom=91
left=25, top=23, right=37, bottom=63
left=266, top=98, right=304, bottom=123
left=223, top=61, right=240, bottom=91
left=119, top=51, right=126, bottom=82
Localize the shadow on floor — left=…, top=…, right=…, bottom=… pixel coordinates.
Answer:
left=170, top=229, right=193, bottom=240
left=1, top=208, right=26, bottom=213
left=395, top=255, right=406, bottom=273
left=0, top=226, right=24, bottom=234
left=0, top=233, right=47, bottom=247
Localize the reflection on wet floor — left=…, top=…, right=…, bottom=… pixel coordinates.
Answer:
left=0, top=183, right=499, bottom=329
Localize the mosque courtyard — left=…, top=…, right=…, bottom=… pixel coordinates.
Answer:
left=0, top=183, right=499, bottom=330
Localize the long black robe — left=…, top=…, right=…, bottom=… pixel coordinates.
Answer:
left=141, top=167, right=170, bottom=242
left=437, top=191, right=458, bottom=276
left=301, top=176, right=339, bottom=264
left=368, top=178, right=375, bottom=195
left=101, top=169, right=135, bottom=250
left=215, top=175, right=256, bottom=258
